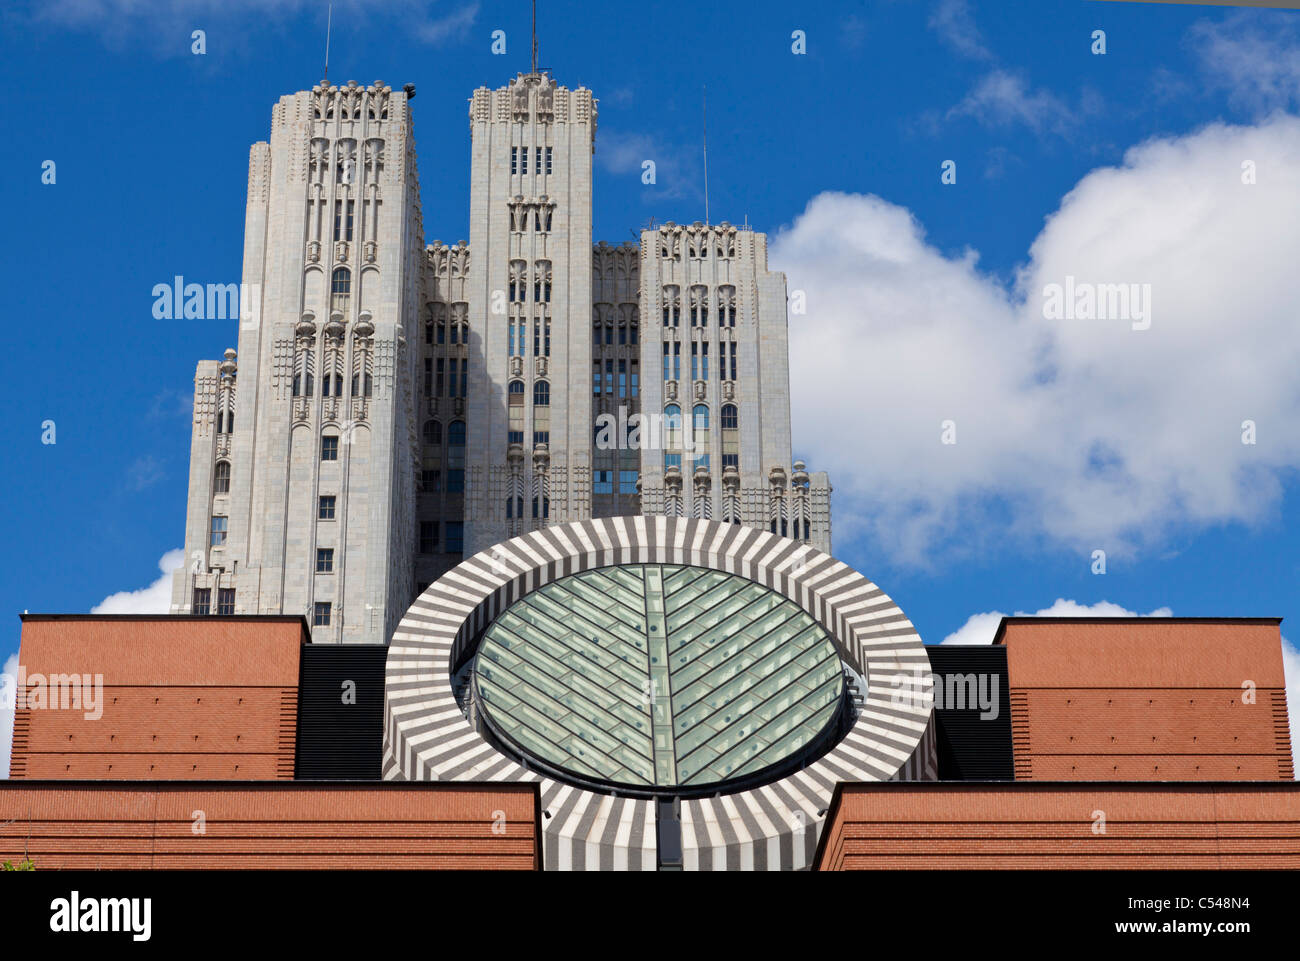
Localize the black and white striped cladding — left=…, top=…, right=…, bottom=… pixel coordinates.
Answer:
left=383, top=517, right=936, bottom=871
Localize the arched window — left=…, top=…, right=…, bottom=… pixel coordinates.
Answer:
left=351, top=372, right=372, bottom=397
left=330, top=267, right=351, bottom=313
left=718, top=285, right=737, bottom=327
left=293, top=372, right=313, bottom=397
left=533, top=260, right=552, bottom=303
left=447, top=420, right=466, bottom=492
left=664, top=404, right=682, bottom=452
left=532, top=495, right=549, bottom=519
left=423, top=420, right=441, bottom=445
left=509, top=260, right=526, bottom=302
left=533, top=380, right=550, bottom=406
left=690, top=286, right=708, bottom=327
left=692, top=404, right=711, bottom=471
left=662, top=285, right=680, bottom=327
left=506, top=496, right=524, bottom=519
left=508, top=380, right=525, bottom=444
left=721, top=404, right=739, bottom=471
left=214, top=461, right=231, bottom=494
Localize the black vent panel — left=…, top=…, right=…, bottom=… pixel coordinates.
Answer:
left=924, top=645, right=1014, bottom=780
left=294, top=644, right=388, bottom=780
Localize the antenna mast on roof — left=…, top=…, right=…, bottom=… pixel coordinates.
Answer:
left=324, top=3, right=333, bottom=82
left=531, top=0, right=538, bottom=75
left=702, top=85, right=710, bottom=226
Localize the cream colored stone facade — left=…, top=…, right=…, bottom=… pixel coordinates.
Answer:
left=174, top=72, right=831, bottom=643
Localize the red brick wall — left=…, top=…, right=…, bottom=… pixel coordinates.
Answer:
left=817, top=783, right=1300, bottom=870
left=10, top=617, right=307, bottom=780
left=0, top=782, right=540, bottom=870
left=999, top=619, right=1293, bottom=780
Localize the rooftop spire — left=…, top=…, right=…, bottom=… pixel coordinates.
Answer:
left=531, top=0, right=538, bottom=75
left=324, top=3, right=332, bottom=83
left=702, top=85, right=709, bottom=226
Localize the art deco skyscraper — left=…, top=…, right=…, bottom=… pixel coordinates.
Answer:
left=460, top=71, right=597, bottom=557
left=172, top=80, right=425, bottom=645
left=636, top=222, right=831, bottom=551
left=175, top=70, right=830, bottom=645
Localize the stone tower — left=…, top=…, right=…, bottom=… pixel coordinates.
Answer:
left=460, top=71, right=596, bottom=557
left=172, top=79, right=425, bottom=644
left=635, top=222, right=832, bottom=553
left=175, top=71, right=831, bottom=645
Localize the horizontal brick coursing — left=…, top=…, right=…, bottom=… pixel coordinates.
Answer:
left=1002, top=621, right=1294, bottom=781
left=11, top=617, right=306, bottom=781
left=1001, top=620, right=1287, bottom=688
left=17, top=618, right=307, bottom=685
left=0, top=783, right=539, bottom=870
left=818, top=783, right=1300, bottom=870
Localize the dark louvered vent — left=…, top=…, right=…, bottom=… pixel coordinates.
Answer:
left=924, top=645, right=1014, bottom=780
left=294, top=644, right=389, bottom=780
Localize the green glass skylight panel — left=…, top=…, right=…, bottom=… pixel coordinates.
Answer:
left=473, top=564, right=845, bottom=793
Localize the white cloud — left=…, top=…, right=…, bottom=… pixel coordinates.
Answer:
left=596, top=131, right=660, bottom=175
left=414, top=1, right=478, bottom=45
left=947, top=69, right=1074, bottom=136
left=596, top=130, right=701, bottom=204
left=27, top=0, right=478, bottom=54
left=91, top=549, right=184, bottom=614
left=127, top=455, right=166, bottom=492
left=937, top=610, right=1007, bottom=648
left=776, top=114, right=1300, bottom=565
left=928, top=0, right=993, bottom=61
left=924, top=1, right=1085, bottom=139
left=0, top=653, right=15, bottom=779
left=940, top=599, right=1173, bottom=646
left=1192, top=12, right=1300, bottom=115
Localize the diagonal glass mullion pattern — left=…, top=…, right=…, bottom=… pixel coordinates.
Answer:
left=475, top=665, right=652, bottom=784
left=473, top=563, right=844, bottom=791
left=672, top=616, right=827, bottom=711
left=492, top=610, right=645, bottom=697
left=476, top=641, right=651, bottom=752
left=676, top=664, right=843, bottom=783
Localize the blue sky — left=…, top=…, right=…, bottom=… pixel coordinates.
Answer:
left=2, top=0, right=1300, bottom=768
